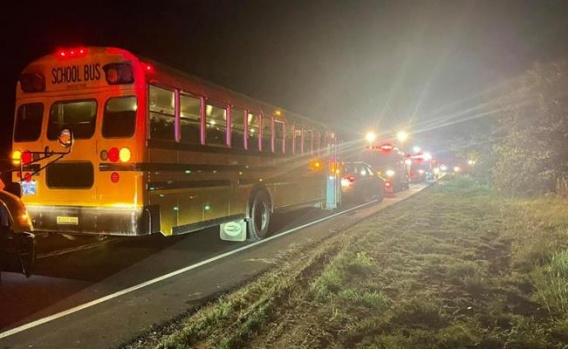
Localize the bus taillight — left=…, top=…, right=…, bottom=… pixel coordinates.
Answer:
left=110, top=172, right=120, bottom=183
left=21, top=151, right=33, bottom=165
left=108, top=147, right=119, bottom=162
left=119, top=148, right=131, bottom=162
left=106, top=147, right=131, bottom=163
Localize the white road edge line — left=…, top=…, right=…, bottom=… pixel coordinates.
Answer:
left=0, top=200, right=373, bottom=339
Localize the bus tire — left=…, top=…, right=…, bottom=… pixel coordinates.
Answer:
left=248, top=191, right=271, bottom=241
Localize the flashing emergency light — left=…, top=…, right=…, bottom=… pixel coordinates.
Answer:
left=56, top=48, right=88, bottom=59
left=310, top=159, right=323, bottom=171
left=379, top=142, right=393, bottom=152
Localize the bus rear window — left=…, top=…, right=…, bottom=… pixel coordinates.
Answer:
left=48, top=100, right=97, bottom=140
left=14, top=103, right=43, bottom=142
left=103, top=96, right=137, bottom=138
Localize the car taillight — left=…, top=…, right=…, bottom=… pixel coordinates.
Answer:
left=341, top=176, right=355, bottom=188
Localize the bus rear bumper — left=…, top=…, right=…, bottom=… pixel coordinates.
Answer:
left=25, top=205, right=158, bottom=236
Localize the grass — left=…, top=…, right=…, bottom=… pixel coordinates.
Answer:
left=122, top=175, right=568, bottom=349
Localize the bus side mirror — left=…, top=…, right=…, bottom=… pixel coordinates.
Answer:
left=58, top=129, right=73, bottom=148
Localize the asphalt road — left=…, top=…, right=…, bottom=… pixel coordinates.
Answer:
left=0, top=183, right=429, bottom=348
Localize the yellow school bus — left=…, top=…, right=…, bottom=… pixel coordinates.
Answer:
left=12, top=47, right=339, bottom=241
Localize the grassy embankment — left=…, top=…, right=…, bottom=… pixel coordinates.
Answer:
left=125, top=176, right=568, bottom=349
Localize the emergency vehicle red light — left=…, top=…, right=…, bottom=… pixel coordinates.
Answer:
left=143, top=63, right=153, bottom=72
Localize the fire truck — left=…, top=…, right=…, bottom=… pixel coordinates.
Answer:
left=363, top=142, right=409, bottom=195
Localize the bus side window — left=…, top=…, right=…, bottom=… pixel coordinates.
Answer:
left=247, top=113, right=260, bottom=151
left=294, top=127, right=302, bottom=154
left=149, top=85, right=175, bottom=141
left=205, top=103, right=227, bottom=146
left=274, top=121, right=284, bottom=154
left=231, top=107, right=246, bottom=150
left=285, top=123, right=293, bottom=154
left=180, top=94, right=201, bottom=145
left=314, top=131, right=321, bottom=156
left=261, top=115, right=273, bottom=152
left=304, top=130, right=313, bottom=155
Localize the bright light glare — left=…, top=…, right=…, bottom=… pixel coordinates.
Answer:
left=365, top=131, right=376, bottom=143
left=440, top=165, right=447, bottom=171
left=413, top=146, right=421, bottom=153
left=397, top=131, right=408, bottom=142
left=423, top=152, right=432, bottom=161
left=386, top=170, right=395, bottom=177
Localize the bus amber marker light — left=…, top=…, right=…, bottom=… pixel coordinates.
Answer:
left=12, top=150, right=22, bottom=165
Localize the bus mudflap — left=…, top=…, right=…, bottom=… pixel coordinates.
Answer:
left=1, top=228, right=35, bottom=277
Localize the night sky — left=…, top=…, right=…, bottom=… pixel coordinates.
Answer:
left=2, top=0, right=568, bottom=164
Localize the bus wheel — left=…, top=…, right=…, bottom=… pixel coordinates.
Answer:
left=248, top=191, right=271, bottom=241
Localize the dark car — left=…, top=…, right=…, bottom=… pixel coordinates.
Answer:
left=1, top=182, right=35, bottom=280
left=340, top=161, right=385, bottom=203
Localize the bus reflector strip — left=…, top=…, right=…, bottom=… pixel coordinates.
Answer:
left=111, top=172, right=120, bottom=183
